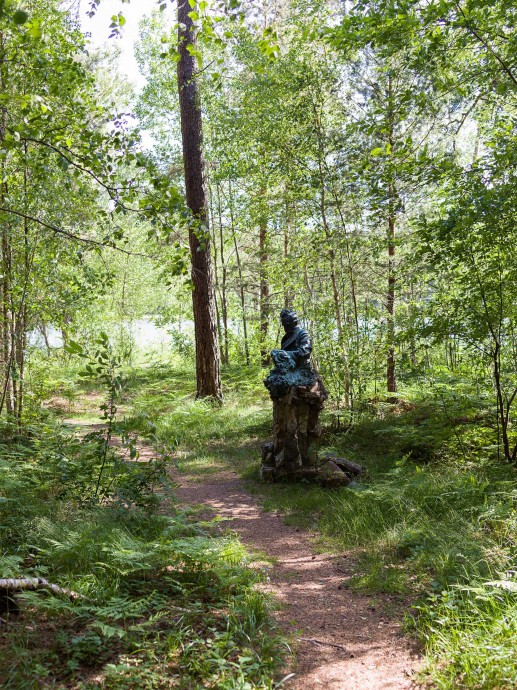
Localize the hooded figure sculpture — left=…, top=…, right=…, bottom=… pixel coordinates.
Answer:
left=261, top=308, right=361, bottom=487
left=265, top=309, right=317, bottom=398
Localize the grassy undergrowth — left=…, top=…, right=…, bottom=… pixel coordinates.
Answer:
left=0, top=360, right=287, bottom=689
left=115, top=360, right=517, bottom=689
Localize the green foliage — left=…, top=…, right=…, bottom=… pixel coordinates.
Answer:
left=123, top=362, right=517, bottom=688
left=415, top=582, right=517, bottom=688
left=4, top=0, right=517, bottom=687
left=0, top=403, right=285, bottom=688
left=249, top=397, right=517, bottom=686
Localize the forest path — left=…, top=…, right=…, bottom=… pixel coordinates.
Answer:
left=65, top=412, right=421, bottom=688
left=172, top=468, right=422, bottom=690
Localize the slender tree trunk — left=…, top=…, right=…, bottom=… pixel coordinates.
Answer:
left=14, top=312, right=24, bottom=422
left=315, top=137, right=349, bottom=405
left=283, top=188, right=294, bottom=309
left=311, top=100, right=352, bottom=404
left=15, top=143, right=31, bottom=423
left=216, top=184, right=229, bottom=365
left=1, top=225, right=13, bottom=416
left=177, top=1, right=222, bottom=400
left=259, top=193, right=269, bottom=367
left=284, top=222, right=291, bottom=307
left=493, top=341, right=513, bottom=462
left=40, top=324, right=51, bottom=356
left=0, top=39, right=3, bottom=387
left=208, top=183, right=224, bottom=364
left=409, top=281, right=417, bottom=367
left=328, top=186, right=360, bottom=338
left=0, top=30, right=12, bottom=417
left=387, top=214, right=396, bottom=393
left=386, top=74, right=397, bottom=394
left=61, top=317, right=71, bottom=353
left=228, top=180, right=249, bottom=365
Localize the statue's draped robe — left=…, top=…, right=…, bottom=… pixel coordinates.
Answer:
left=281, top=327, right=312, bottom=365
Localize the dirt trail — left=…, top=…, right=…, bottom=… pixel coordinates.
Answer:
left=173, top=470, right=422, bottom=690
left=67, top=415, right=422, bottom=688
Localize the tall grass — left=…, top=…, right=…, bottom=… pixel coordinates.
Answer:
left=121, top=362, right=517, bottom=688
left=43, top=357, right=517, bottom=688
left=0, top=367, right=287, bottom=689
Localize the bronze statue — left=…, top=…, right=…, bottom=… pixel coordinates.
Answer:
left=261, top=309, right=362, bottom=486
left=265, top=309, right=316, bottom=398
left=271, top=309, right=312, bottom=370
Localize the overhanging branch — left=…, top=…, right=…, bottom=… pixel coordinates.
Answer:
left=0, top=206, right=154, bottom=258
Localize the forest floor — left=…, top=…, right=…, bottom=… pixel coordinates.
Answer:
left=66, top=415, right=422, bottom=689
left=14, top=359, right=515, bottom=689
left=64, top=387, right=422, bottom=687
left=172, top=468, right=421, bottom=689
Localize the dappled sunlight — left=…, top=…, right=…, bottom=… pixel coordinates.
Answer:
left=173, top=472, right=421, bottom=689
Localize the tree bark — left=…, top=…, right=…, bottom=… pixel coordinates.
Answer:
left=208, top=183, right=224, bottom=364
left=387, top=213, right=396, bottom=393
left=386, top=74, right=397, bottom=394
left=0, top=30, right=13, bottom=417
left=259, top=193, right=269, bottom=367
left=177, top=1, right=222, bottom=400
left=228, top=180, right=250, bottom=365
left=283, top=185, right=294, bottom=308
left=216, top=184, right=229, bottom=365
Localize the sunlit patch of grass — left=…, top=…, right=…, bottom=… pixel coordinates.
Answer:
left=121, top=362, right=270, bottom=475
left=176, top=452, right=229, bottom=477
left=413, top=582, right=517, bottom=689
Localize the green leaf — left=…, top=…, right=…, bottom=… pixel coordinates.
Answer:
left=65, top=340, right=84, bottom=356
left=13, top=10, right=29, bottom=24
left=27, top=19, right=42, bottom=39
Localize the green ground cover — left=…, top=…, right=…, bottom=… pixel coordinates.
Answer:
left=0, top=358, right=286, bottom=689
left=120, top=360, right=517, bottom=689
left=3, top=356, right=517, bottom=688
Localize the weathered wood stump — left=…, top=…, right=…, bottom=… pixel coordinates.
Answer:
left=261, top=378, right=325, bottom=476
left=261, top=379, right=362, bottom=486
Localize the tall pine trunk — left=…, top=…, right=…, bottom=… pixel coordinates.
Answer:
left=177, top=1, right=222, bottom=400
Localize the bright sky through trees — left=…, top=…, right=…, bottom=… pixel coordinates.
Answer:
left=79, top=0, right=149, bottom=90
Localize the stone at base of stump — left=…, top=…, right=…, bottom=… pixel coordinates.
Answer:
left=260, top=443, right=363, bottom=488
left=318, top=459, right=353, bottom=488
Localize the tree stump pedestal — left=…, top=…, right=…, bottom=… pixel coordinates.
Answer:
left=261, top=377, right=362, bottom=487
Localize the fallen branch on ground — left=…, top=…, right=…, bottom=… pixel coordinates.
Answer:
left=0, top=578, right=82, bottom=600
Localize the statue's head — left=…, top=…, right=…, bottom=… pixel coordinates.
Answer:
left=280, top=308, right=298, bottom=333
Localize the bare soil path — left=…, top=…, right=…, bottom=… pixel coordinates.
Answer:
left=173, top=469, right=422, bottom=690
left=67, top=411, right=422, bottom=689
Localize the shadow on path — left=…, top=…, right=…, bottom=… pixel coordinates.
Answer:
left=174, top=473, right=422, bottom=690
